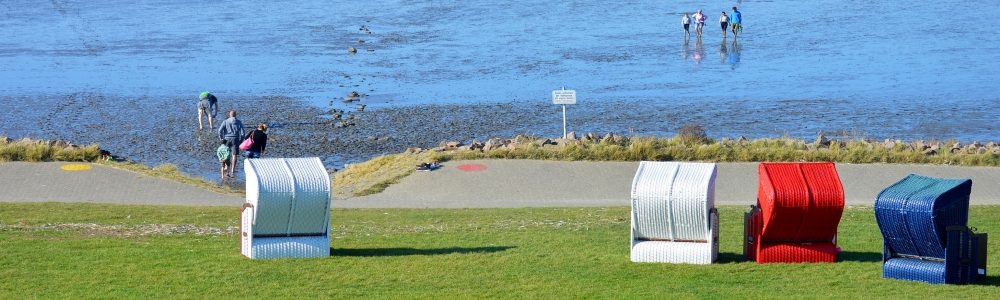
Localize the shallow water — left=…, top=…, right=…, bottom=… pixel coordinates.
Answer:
left=3, top=1, right=997, bottom=107
left=2, top=1, right=999, bottom=181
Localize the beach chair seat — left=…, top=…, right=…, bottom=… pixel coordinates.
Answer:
left=744, top=162, right=844, bottom=263
left=240, top=157, right=331, bottom=259
left=631, top=161, right=719, bottom=264
left=875, top=174, right=987, bottom=284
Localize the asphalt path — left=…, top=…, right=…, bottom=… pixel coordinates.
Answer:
left=3, top=161, right=1000, bottom=208
left=337, top=160, right=1000, bottom=208
left=0, top=162, right=242, bottom=206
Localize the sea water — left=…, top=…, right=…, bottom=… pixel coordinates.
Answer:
left=1, top=0, right=998, bottom=139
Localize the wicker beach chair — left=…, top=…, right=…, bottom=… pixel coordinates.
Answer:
left=744, top=162, right=844, bottom=263
left=630, top=161, right=719, bottom=264
left=875, top=174, right=988, bottom=284
left=240, top=157, right=331, bottom=259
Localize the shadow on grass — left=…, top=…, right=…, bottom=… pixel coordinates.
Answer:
left=714, top=251, right=883, bottom=263
left=715, top=252, right=748, bottom=264
left=837, top=251, right=882, bottom=263
left=978, top=275, right=1000, bottom=287
left=330, top=246, right=516, bottom=257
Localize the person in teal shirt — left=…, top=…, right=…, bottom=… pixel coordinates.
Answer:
left=217, top=140, right=231, bottom=180
left=730, top=7, right=743, bottom=39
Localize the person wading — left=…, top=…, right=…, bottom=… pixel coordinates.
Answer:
left=197, top=91, right=218, bottom=130
left=244, top=124, right=268, bottom=159
left=217, top=110, right=245, bottom=177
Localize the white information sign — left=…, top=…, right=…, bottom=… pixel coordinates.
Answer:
left=552, top=90, right=577, bottom=105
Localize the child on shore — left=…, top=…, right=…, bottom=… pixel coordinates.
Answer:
left=217, top=140, right=231, bottom=180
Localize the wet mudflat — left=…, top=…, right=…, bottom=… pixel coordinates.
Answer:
left=2, top=1, right=999, bottom=181
left=3, top=94, right=999, bottom=183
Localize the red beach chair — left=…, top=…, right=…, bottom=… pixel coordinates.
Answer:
left=744, top=162, right=844, bottom=263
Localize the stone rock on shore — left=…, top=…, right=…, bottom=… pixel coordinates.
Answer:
left=950, top=142, right=962, bottom=154
left=814, top=132, right=830, bottom=148
left=883, top=139, right=895, bottom=149
left=469, top=140, right=484, bottom=150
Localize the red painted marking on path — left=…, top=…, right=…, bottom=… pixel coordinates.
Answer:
left=456, top=164, right=488, bottom=172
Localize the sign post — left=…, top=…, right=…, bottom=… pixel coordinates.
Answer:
left=552, top=88, right=576, bottom=139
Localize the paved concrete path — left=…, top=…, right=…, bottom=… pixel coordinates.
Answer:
left=0, top=162, right=243, bottom=206
left=336, top=160, right=1000, bottom=208
left=3, top=160, right=1000, bottom=208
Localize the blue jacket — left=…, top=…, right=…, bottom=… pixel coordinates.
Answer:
left=731, top=10, right=742, bottom=23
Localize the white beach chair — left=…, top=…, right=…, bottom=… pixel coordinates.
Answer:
left=630, top=161, right=719, bottom=264
left=240, top=157, right=331, bottom=259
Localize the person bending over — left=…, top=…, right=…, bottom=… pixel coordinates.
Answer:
left=197, top=91, right=218, bottom=130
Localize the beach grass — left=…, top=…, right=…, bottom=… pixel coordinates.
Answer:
left=439, top=135, right=1000, bottom=166
left=0, top=135, right=243, bottom=197
left=0, top=137, right=101, bottom=162
left=331, top=152, right=437, bottom=199
left=335, top=133, right=1000, bottom=197
left=1, top=202, right=997, bottom=298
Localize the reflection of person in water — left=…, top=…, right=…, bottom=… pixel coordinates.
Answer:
left=693, top=38, right=703, bottom=63
left=719, top=39, right=728, bottom=63
left=682, top=38, right=691, bottom=60
left=727, top=40, right=742, bottom=69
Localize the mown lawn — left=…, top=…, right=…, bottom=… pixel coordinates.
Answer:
left=0, top=203, right=997, bottom=298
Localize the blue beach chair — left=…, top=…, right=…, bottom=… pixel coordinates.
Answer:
left=874, top=174, right=988, bottom=284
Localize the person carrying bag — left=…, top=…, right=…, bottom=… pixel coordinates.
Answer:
left=242, top=124, right=268, bottom=159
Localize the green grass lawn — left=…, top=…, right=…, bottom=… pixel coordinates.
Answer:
left=1, top=203, right=997, bottom=299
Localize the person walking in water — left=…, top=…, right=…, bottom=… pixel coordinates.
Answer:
left=243, top=124, right=268, bottom=159
left=197, top=91, right=218, bottom=130
left=693, top=10, right=706, bottom=37
left=730, top=7, right=743, bottom=39
left=216, top=140, right=231, bottom=180
left=217, top=110, right=245, bottom=177
left=720, top=12, right=730, bottom=39
left=682, top=13, right=691, bottom=38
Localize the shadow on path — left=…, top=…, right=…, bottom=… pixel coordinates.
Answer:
left=330, top=246, right=516, bottom=257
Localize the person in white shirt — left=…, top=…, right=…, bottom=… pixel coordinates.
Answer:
left=720, top=12, right=730, bottom=39
left=682, top=13, right=691, bottom=38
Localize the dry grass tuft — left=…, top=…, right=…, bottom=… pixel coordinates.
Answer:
left=331, top=152, right=439, bottom=198
left=0, top=137, right=101, bottom=162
